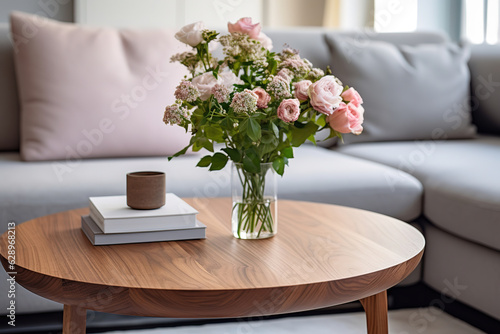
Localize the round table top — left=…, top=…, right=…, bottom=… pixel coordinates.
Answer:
left=0, top=198, right=424, bottom=318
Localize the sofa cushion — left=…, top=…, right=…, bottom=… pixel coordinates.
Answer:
left=336, top=136, right=500, bottom=251
left=0, top=24, right=20, bottom=151
left=10, top=11, right=190, bottom=161
left=469, top=44, right=500, bottom=135
left=279, top=146, right=422, bottom=220
left=0, top=145, right=422, bottom=233
left=325, top=34, right=476, bottom=144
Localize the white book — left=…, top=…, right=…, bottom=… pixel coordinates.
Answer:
left=89, top=193, right=198, bottom=234
left=81, top=215, right=206, bottom=246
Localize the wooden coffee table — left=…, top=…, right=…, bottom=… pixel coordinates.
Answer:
left=0, top=198, right=424, bottom=334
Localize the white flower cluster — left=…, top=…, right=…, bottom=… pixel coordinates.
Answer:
left=230, top=89, right=258, bottom=114
left=219, top=33, right=268, bottom=64
left=163, top=102, right=190, bottom=125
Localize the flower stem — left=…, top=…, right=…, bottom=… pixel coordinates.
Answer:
left=232, top=163, right=276, bottom=239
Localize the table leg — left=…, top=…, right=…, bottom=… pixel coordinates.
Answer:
left=63, top=304, right=86, bottom=334
left=360, top=290, right=388, bottom=334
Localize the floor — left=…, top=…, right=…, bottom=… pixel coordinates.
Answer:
left=98, top=308, right=484, bottom=334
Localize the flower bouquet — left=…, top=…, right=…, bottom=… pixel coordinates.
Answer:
left=164, top=18, right=364, bottom=239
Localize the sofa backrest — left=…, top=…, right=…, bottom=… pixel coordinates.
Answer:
left=0, top=23, right=494, bottom=155
left=469, top=44, right=500, bottom=135
left=265, top=28, right=332, bottom=72
left=0, top=23, right=20, bottom=152
left=265, top=28, right=448, bottom=73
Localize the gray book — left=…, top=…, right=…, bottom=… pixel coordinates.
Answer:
left=89, top=193, right=198, bottom=233
left=81, top=215, right=206, bottom=246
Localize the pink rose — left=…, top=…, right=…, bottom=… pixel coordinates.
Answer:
left=327, top=102, right=364, bottom=135
left=308, top=76, right=343, bottom=115
left=277, top=98, right=301, bottom=123
left=294, top=80, right=312, bottom=100
left=228, top=17, right=261, bottom=39
left=252, top=87, right=271, bottom=109
left=341, top=87, right=363, bottom=107
left=192, top=72, right=219, bottom=101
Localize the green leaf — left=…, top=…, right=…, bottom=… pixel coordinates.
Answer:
left=167, top=143, right=192, bottom=161
left=276, top=138, right=291, bottom=152
left=196, top=155, right=212, bottom=167
left=290, top=121, right=319, bottom=147
left=213, top=65, right=220, bottom=79
left=260, top=131, right=278, bottom=145
left=282, top=147, right=294, bottom=159
left=209, top=152, right=229, bottom=171
left=233, top=62, right=241, bottom=73
left=222, top=147, right=242, bottom=163
left=272, top=156, right=286, bottom=176
left=220, top=118, right=233, bottom=131
left=193, top=137, right=214, bottom=152
left=239, top=118, right=248, bottom=133
left=270, top=121, right=279, bottom=138
left=260, top=142, right=278, bottom=155
left=268, top=58, right=278, bottom=75
left=203, top=140, right=214, bottom=152
left=204, top=125, right=224, bottom=142
left=315, top=114, right=327, bottom=127
left=247, top=118, right=262, bottom=142
left=322, top=128, right=344, bottom=142
left=307, top=134, right=317, bottom=145
left=242, top=147, right=260, bottom=173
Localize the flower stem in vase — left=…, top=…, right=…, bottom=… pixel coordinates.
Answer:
left=232, top=163, right=277, bottom=239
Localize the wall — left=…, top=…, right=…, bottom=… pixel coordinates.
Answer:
left=75, top=0, right=263, bottom=29
left=0, top=0, right=464, bottom=41
left=0, top=0, right=73, bottom=23
left=0, top=0, right=328, bottom=28
left=264, top=0, right=326, bottom=27
left=417, top=0, right=462, bottom=41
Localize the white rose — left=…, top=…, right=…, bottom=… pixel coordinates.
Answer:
left=218, top=69, right=244, bottom=91
left=256, top=32, right=273, bottom=50
left=175, top=21, right=204, bottom=47
left=192, top=72, right=219, bottom=100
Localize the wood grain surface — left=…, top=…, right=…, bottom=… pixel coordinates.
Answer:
left=0, top=198, right=424, bottom=318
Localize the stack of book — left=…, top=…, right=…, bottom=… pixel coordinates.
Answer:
left=81, top=193, right=206, bottom=245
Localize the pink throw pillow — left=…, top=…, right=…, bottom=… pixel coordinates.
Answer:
left=10, top=11, right=190, bottom=161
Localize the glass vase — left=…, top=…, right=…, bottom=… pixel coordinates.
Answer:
left=231, top=162, right=278, bottom=239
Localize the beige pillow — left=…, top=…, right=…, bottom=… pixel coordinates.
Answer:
left=11, top=11, right=190, bottom=161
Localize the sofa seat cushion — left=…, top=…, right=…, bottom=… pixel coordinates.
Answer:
left=0, top=146, right=422, bottom=232
left=336, top=136, right=500, bottom=251
left=280, top=146, right=422, bottom=221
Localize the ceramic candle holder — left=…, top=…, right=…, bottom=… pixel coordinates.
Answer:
left=126, top=171, right=166, bottom=210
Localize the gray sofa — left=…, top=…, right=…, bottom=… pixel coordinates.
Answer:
left=0, top=20, right=499, bottom=330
